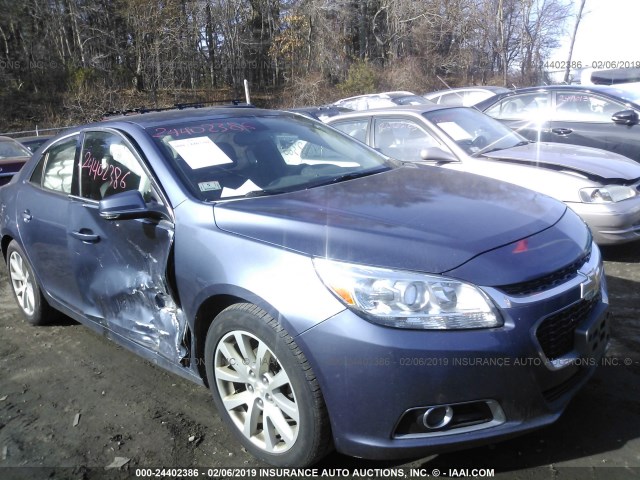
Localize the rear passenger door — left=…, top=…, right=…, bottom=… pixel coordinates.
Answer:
left=16, top=134, right=83, bottom=312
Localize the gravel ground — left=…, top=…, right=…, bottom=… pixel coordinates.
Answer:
left=0, top=244, right=639, bottom=480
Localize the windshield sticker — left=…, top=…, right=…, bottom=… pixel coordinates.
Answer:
left=152, top=122, right=257, bottom=138
left=198, top=181, right=221, bottom=192
left=221, top=179, right=262, bottom=198
left=438, top=122, right=473, bottom=141
left=168, top=137, right=234, bottom=169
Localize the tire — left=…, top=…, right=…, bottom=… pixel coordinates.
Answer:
left=6, top=240, right=54, bottom=326
left=204, top=303, right=332, bottom=466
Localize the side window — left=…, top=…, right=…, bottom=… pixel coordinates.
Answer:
left=485, top=93, right=549, bottom=120
left=80, top=131, right=152, bottom=201
left=554, top=93, right=623, bottom=122
left=33, top=136, right=78, bottom=194
left=373, top=118, right=442, bottom=161
left=331, top=119, right=369, bottom=143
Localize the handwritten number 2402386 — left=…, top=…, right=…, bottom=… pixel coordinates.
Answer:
left=82, top=151, right=130, bottom=191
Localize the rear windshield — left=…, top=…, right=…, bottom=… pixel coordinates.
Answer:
left=0, top=139, right=31, bottom=158
left=147, top=113, right=392, bottom=201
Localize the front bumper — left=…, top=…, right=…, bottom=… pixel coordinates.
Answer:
left=297, top=249, right=609, bottom=460
left=568, top=196, right=640, bottom=245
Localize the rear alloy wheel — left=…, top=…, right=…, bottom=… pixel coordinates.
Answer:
left=6, top=240, right=53, bottom=325
left=205, top=303, right=331, bottom=466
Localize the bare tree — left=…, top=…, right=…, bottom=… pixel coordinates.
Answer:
left=564, top=0, right=586, bottom=83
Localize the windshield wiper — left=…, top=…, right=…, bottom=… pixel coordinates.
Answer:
left=475, top=140, right=531, bottom=157
left=310, top=167, right=388, bottom=188
left=242, top=188, right=291, bottom=198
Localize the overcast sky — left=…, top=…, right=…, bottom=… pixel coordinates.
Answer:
left=551, top=0, right=639, bottom=65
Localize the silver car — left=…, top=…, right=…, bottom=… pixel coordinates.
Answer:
left=326, top=105, right=640, bottom=245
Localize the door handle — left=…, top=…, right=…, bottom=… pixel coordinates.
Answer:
left=22, top=210, right=32, bottom=223
left=551, top=128, right=573, bottom=136
left=70, top=230, right=100, bottom=243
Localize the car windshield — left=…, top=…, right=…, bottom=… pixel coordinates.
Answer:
left=423, top=107, right=527, bottom=156
left=147, top=113, right=393, bottom=201
left=0, top=139, right=31, bottom=158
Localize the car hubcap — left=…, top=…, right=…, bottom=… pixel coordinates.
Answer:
left=214, top=330, right=299, bottom=453
left=9, top=251, right=35, bottom=316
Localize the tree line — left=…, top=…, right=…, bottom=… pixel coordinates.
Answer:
left=0, top=0, right=573, bottom=131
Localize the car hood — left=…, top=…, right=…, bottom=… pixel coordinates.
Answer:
left=214, top=166, right=569, bottom=278
left=483, top=142, right=640, bottom=182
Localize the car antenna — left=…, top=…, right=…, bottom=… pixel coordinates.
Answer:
left=437, top=75, right=453, bottom=91
left=244, top=79, right=251, bottom=105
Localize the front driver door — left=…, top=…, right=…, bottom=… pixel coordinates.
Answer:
left=550, top=91, right=640, bottom=161
left=68, top=128, right=187, bottom=363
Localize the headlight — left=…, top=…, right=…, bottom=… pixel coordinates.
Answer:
left=313, top=258, right=502, bottom=330
left=580, top=185, right=637, bottom=203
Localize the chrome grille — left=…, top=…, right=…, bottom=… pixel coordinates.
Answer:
left=498, top=253, right=590, bottom=296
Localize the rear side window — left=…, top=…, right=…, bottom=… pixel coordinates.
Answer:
left=331, top=119, right=369, bottom=143
left=31, top=136, right=79, bottom=194
left=485, top=92, right=549, bottom=120
left=373, top=118, right=443, bottom=161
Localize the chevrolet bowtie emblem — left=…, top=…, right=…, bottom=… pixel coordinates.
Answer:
left=579, top=268, right=600, bottom=300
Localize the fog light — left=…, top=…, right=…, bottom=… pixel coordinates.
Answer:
left=423, top=406, right=454, bottom=429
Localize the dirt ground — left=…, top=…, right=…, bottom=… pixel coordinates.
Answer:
left=1, top=244, right=639, bottom=480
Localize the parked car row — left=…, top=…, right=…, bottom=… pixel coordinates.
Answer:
left=1, top=104, right=610, bottom=467
left=326, top=104, right=640, bottom=245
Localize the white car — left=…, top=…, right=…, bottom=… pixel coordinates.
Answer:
left=333, top=91, right=432, bottom=111
left=424, top=86, right=510, bottom=106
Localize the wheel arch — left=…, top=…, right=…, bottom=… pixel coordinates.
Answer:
left=192, top=290, right=285, bottom=386
left=1, top=234, right=15, bottom=263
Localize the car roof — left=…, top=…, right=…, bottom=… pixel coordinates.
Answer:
left=335, top=91, right=415, bottom=102
left=474, top=84, right=640, bottom=110
left=16, top=135, right=51, bottom=142
left=489, top=84, right=640, bottom=97
left=54, top=106, right=306, bottom=133
left=0, top=135, right=23, bottom=143
left=427, top=86, right=509, bottom=96
left=327, top=104, right=457, bottom=120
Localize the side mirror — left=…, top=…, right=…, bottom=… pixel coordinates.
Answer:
left=99, top=190, right=165, bottom=221
left=611, top=109, right=639, bottom=125
left=419, top=147, right=458, bottom=163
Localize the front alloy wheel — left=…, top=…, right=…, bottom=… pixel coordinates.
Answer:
left=205, top=303, right=331, bottom=466
left=215, top=330, right=299, bottom=453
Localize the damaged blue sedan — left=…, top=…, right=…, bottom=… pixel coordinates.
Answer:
left=0, top=106, right=609, bottom=466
